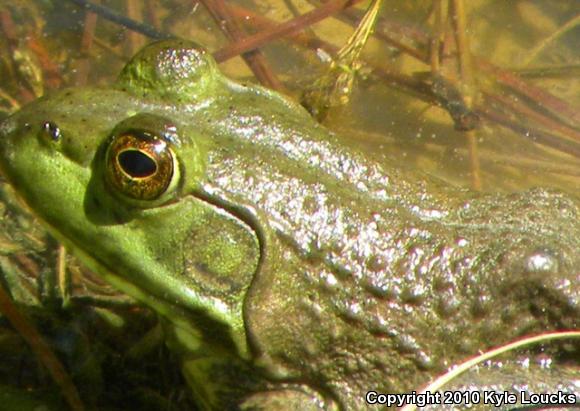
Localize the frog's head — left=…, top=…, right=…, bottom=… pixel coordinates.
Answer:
left=0, top=40, right=263, bottom=356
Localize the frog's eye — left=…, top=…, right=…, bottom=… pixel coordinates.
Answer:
left=106, top=131, right=176, bottom=201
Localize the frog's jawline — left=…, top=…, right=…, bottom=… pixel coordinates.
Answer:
left=37, top=183, right=270, bottom=357
left=35, top=211, right=211, bottom=353
left=189, top=187, right=272, bottom=356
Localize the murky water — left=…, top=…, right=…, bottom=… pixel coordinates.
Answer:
left=2, top=0, right=578, bottom=195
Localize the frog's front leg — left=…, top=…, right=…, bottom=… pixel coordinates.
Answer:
left=166, top=318, right=339, bottom=411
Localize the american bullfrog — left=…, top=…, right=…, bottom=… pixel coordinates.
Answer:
left=0, top=39, right=578, bottom=410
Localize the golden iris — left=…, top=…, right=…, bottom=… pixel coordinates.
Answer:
left=106, top=131, right=174, bottom=201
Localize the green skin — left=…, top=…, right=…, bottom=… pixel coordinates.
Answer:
left=0, top=40, right=578, bottom=410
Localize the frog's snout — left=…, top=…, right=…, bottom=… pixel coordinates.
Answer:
left=0, top=114, right=31, bottom=142
left=0, top=115, right=52, bottom=186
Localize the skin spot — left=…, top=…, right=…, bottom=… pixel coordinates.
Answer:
left=525, top=248, right=559, bottom=274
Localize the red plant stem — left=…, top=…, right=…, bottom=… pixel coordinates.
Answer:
left=479, top=60, right=580, bottom=129
left=484, top=92, right=580, bottom=142
left=213, top=0, right=362, bottom=62
left=200, top=0, right=284, bottom=90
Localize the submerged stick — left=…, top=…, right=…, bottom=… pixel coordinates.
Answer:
left=200, top=0, right=284, bottom=91
left=450, top=0, right=480, bottom=190
left=0, top=282, right=85, bottom=411
left=213, top=0, right=359, bottom=62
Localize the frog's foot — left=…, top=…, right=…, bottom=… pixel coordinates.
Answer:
left=239, top=385, right=339, bottom=411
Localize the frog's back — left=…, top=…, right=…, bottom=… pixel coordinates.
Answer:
left=190, top=82, right=579, bottom=406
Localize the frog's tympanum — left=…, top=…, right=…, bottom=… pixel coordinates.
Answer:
left=0, top=40, right=578, bottom=410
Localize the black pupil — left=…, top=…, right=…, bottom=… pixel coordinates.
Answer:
left=118, top=150, right=157, bottom=178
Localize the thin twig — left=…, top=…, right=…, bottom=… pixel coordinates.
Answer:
left=522, top=12, right=580, bottom=67
left=144, top=0, right=161, bottom=30
left=124, top=0, right=146, bottom=55
left=429, top=0, right=444, bottom=73
left=58, top=245, right=71, bottom=308
left=213, top=0, right=360, bottom=62
left=225, top=3, right=429, bottom=98
left=0, top=10, right=36, bottom=102
left=67, top=0, right=171, bottom=40
left=450, top=0, right=480, bottom=190
left=484, top=92, right=580, bottom=142
left=226, top=2, right=578, bottom=159
left=402, top=331, right=580, bottom=411
left=200, top=0, right=284, bottom=91
left=226, top=4, right=338, bottom=53
left=0, top=282, right=85, bottom=411
left=335, top=3, right=429, bottom=62
left=477, top=107, right=580, bottom=158
left=515, top=64, right=580, bottom=79
left=75, top=0, right=98, bottom=86
left=24, top=37, right=62, bottom=90
left=450, top=0, right=472, bottom=85
left=479, top=60, right=580, bottom=128
left=340, top=4, right=580, bottom=132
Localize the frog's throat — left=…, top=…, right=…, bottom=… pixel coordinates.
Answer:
left=43, top=220, right=253, bottom=361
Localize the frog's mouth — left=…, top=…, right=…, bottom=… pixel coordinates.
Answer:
left=47, top=214, right=257, bottom=360
left=8, top=170, right=265, bottom=362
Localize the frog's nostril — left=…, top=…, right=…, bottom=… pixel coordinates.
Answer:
left=41, top=121, right=61, bottom=142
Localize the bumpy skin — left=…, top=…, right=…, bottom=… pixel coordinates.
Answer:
left=0, top=40, right=578, bottom=410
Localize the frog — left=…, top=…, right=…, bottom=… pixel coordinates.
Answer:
left=0, top=39, right=578, bottom=410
